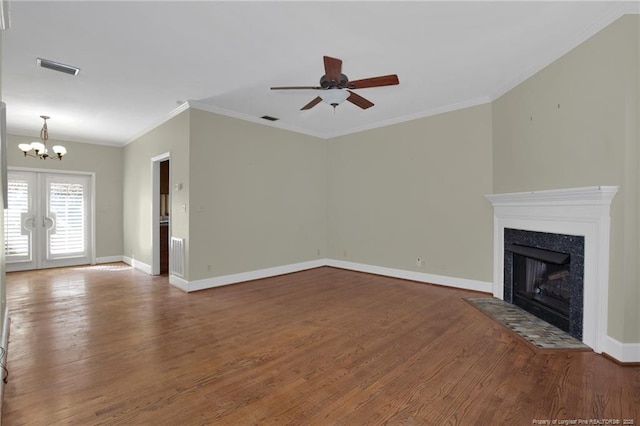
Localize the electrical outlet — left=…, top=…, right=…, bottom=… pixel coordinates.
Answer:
left=343, top=250, right=348, bottom=258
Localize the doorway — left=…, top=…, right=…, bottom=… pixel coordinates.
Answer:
left=159, top=160, right=170, bottom=274
left=4, top=169, right=94, bottom=271
left=151, top=153, right=170, bottom=276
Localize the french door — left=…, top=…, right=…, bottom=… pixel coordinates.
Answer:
left=4, top=170, right=93, bottom=271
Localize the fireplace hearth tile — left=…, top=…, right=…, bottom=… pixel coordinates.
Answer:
left=465, top=297, right=590, bottom=350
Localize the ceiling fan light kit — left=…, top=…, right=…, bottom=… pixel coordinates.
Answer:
left=271, top=56, right=399, bottom=111
left=18, top=115, right=67, bottom=160
left=320, top=90, right=349, bottom=107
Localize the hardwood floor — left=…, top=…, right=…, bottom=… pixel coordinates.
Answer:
left=2, top=265, right=639, bottom=425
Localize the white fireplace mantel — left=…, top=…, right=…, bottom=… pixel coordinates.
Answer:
left=485, top=186, right=619, bottom=355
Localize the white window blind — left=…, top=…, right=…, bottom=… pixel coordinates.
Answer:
left=4, top=179, right=30, bottom=257
left=48, top=182, right=85, bottom=255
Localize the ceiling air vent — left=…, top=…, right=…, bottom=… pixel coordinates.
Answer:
left=261, top=115, right=279, bottom=122
left=37, top=58, right=80, bottom=76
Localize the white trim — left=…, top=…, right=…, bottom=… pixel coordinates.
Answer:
left=484, top=185, right=619, bottom=207
left=168, top=275, right=189, bottom=292
left=176, top=259, right=327, bottom=293
left=168, top=257, right=491, bottom=294
left=0, top=0, right=11, bottom=31
left=485, top=186, right=619, bottom=355
left=322, top=97, right=492, bottom=139
left=7, top=128, right=124, bottom=147
left=0, top=307, right=9, bottom=420
left=603, top=337, right=640, bottom=364
left=90, top=171, right=97, bottom=265
left=8, top=166, right=94, bottom=176
left=151, top=153, right=170, bottom=276
left=124, top=103, right=190, bottom=145
left=188, top=97, right=492, bottom=140
left=187, top=101, right=327, bottom=139
left=122, top=256, right=152, bottom=275
left=1, top=102, right=8, bottom=209
left=96, top=255, right=123, bottom=264
left=326, top=259, right=493, bottom=293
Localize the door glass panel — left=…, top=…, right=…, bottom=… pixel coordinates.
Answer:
left=48, top=181, right=86, bottom=256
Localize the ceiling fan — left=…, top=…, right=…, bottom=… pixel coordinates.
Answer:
left=271, top=56, right=399, bottom=111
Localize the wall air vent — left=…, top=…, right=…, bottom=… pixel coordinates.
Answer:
left=261, top=115, right=279, bottom=121
left=37, top=58, right=80, bottom=76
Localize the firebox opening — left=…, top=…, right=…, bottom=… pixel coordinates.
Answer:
left=508, top=244, right=571, bottom=333
left=503, top=229, right=584, bottom=340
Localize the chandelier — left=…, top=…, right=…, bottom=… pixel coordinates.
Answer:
left=18, top=115, right=67, bottom=160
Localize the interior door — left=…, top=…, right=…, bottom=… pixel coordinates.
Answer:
left=4, top=170, right=93, bottom=271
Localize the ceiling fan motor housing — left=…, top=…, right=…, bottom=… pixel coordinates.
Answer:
left=320, top=73, right=349, bottom=89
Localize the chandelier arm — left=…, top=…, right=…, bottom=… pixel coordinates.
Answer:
left=17, top=115, right=66, bottom=160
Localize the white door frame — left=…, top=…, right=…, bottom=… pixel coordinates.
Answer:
left=6, top=167, right=96, bottom=269
left=151, top=152, right=170, bottom=275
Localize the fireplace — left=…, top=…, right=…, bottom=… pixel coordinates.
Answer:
left=485, top=186, right=618, bottom=354
left=503, top=229, right=584, bottom=340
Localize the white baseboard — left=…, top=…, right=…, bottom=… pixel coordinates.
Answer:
left=122, top=256, right=152, bottom=275
left=603, top=336, right=640, bottom=363
left=169, top=275, right=189, bottom=292
left=166, top=258, right=492, bottom=294
left=96, top=255, right=124, bottom=264
left=0, top=306, right=9, bottom=421
left=326, top=259, right=493, bottom=294
left=174, top=259, right=326, bottom=292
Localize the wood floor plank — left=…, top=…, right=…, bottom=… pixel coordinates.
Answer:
left=2, top=265, right=639, bottom=425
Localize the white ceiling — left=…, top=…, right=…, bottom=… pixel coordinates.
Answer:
left=2, top=1, right=639, bottom=145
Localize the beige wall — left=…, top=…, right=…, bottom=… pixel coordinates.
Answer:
left=123, top=110, right=190, bottom=275
left=492, top=15, right=639, bottom=342
left=328, top=104, right=494, bottom=282
left=7, top=134, right=124, bottom=260
left=187, top=109, right=327, bottom=281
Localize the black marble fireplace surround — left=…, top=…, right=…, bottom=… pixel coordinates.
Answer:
left=503, top=228, right=585, bottom=340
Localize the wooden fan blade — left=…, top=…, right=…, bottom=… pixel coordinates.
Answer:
left=271, top=86, right=322, bottom=90
left=346, top=90, right=374, bottom=109
left=348, top=74, right=399, bottom=89
left=301, top=96, right=322, bottom=110
left=323, top=56, right=343, bottom=84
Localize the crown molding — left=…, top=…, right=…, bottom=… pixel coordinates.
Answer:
left=186, top=101, right=327, bottom=139
left=323, top=96, right=492, bottom=139
left=189, top=96, right=492, bottom=141
left=123, top=101, right=190, bottom=146
left=7, top=128, right=124, bottom=147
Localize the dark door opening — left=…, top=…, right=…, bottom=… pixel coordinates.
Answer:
left=159, top=159, right=170, bottom=275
